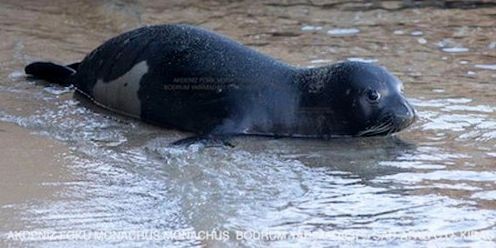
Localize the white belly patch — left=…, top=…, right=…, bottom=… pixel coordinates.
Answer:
left=92, top=61, right=149, bottom=118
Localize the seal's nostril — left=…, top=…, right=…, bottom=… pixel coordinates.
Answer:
left=403, top=102, right=415, bottom=118
left=392, top=102, right=416, bottom=129
left=406, top=106, right=413, bottom=118
left=411, top=107, right=418, bottom=121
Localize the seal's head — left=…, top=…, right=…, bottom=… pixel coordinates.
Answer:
left=301, top=61, right=416, bottom=137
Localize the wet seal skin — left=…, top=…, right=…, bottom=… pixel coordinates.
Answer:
left=24, top=24, right=416, bottom=140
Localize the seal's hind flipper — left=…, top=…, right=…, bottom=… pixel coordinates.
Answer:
left=25, top=61, right=77, bottom=86
left=66, top=62, right=81, bottom=71
left=171, top=135, right=235, bottom=148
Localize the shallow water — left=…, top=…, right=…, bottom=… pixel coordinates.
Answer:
left=1, top=0, right=495, bottom=247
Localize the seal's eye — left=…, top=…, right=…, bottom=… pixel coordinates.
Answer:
left=366, top=90, right=381, bottom=103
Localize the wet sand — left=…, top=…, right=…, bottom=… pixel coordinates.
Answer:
left=0, top=121, right=74, bottom=245
left=0, top=121, right=70, bottom=205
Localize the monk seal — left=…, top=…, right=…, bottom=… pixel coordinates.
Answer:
left=25, top=24, right=416, bottom=139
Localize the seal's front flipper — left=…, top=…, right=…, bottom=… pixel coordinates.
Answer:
left=171, top=135, right=235, bottom=148
left=25, top=61, right=77, bottom=86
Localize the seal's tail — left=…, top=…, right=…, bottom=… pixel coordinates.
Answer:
left=24, top=61, right=80, bottom=86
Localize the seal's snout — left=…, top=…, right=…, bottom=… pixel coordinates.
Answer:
left=358, top=98, right=416, bottom=137
left=392, top=100, right=416, bottom=131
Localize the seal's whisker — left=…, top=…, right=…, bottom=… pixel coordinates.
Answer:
left=358, top=121, right=386, bottom=136
left=358, top=116, right=396, bottom=136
